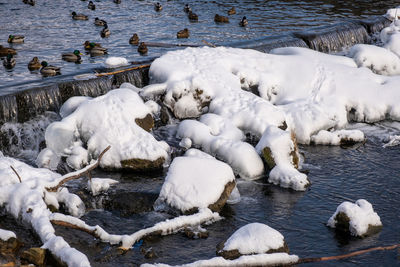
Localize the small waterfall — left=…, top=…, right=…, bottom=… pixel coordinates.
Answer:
left=112, top=66, right=150, bottom=88
left=0, top=95, right=18, bottom=124
left=294, top=21, right=370, bottom=53
left=359, top=16, right=392, bottom=34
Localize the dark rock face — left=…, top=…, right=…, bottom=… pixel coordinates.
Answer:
left=120, top=157, right=165, bottom=172
left=135, top=114, right=154, bottom=132
left=104, top=191, right=158, bottom=217
left=216, top=240, right=289, bottom=260
left=0, top=237, right=21, bottom=254
left=208, top=180, right=236, bottom=213
left=20, top=247, right=47, bottom=266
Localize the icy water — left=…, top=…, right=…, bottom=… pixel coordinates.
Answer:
left=47, top=123, right=400, bottom=267
left=0, top=0, right=399, bottom=89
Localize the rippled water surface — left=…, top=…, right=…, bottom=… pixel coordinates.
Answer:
left=0, top=0, right=399, bottom=89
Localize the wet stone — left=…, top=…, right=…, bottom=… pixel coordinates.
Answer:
left=104, top=191, right=158, bottom=217
left=20, top=247, right=47, bottom=266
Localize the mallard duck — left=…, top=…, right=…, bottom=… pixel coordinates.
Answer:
left=71, top=12, right=88, bottom=20
left=113, top=0, right=121, bottom=3
left=177, top=28, right=189, bottom=39
left=83, top=41, right=101, bottom=50
left=8, top=35, right=24, bottom=44
left=228, top=7, right=236, bottom=15
left=239, top=16, right=248, bottom=27
left=0, top=45, right=17, bottom=57
left=23, top=0, right=35, bottom=6
left=137, top=42, right=148, bottom=55
left=28, top=57, right=41, bottom=70
left=40, top=61, right=61, bottom=76
left=129, top=34, right=139, bottom=45
left=3, top=54, right=16, bottom=69
left=89, top=46, right=108, bottom=56
left=214, top=14, right=229, bottom=23
left=184, top=4, right=191, bottom=13
left=154, top=2, right=162, bottom=12
left=188, top=11, right=198, bottom=21
left=88, top=1, right=95, bottom=10
left=62, top=50, right=82, bottom=63
left=100, top=24, right=110, bottom=38
left=94, top=17, right=107, bottom=26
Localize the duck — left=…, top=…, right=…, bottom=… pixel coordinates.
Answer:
left=113, top=0, right=121, bottom=3
left=3, top=54, right=16, bottom=69
left=71, top=12, right=88, bottom=20
left=184, top=4, right=191, bottom=13
left=87, top=1, right=95, bottom=10
left=129, top=33, right=139, bottom=45
left=188, top=11, right=198, bottom=21
left=100, top=24, right=110, bottom=38
left=90, top=47, right=108, bottom=57
left=137, top=42, right=148, bottom=55
left=214, top=14, right=229, bottom=23
left=227, top=7, right=236, bottom=15
left=154, top=2, right=162, bottom=12
left=83, top=40, right=101, bottom=50
left=239, top=16, right=248, bottom=27
left=28, top=57, right=41, bottom=70
left=7, top=35, right=24, bottom=44
left=62, top=50, right=82, bottom=63
left=40, top=61, right=61, bottom=76
left=94, top=17, right=107, bottom=26
left=23, top=0, right=35, bottom=6
left=177, top=28, right=189, bottom=39
left=0, top=45, right=17, bottom=57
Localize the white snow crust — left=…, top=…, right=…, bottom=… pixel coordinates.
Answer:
left=105, top=56, right=129, bottom=67
left=87, top=178, right=118, bottom=196
left=327, top=199, right=382, bottom=236
left=310, top=129, right=365, bottom=145
left=0, top=229, right=16, bottom=241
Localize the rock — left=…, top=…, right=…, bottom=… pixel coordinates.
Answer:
left=141, top=247, right=157, bottom=259
left=0, top=237, right=20, bottom=254
left=120, top=157, right=165, bottom=172
left=207, top=180, right=236, bottom=213
left=104, top=192, right=158, bottom=217
left=216, top=241, right=289, bottom=260
left=184, top=227, right=209, bottom=239
left=20, top=247, right=47, bottom=266
left=331, top=212, right=382, bottom=238
left=135, top=113, right=154, bottom=132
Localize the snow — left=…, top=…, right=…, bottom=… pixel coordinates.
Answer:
left=385, top=7, right=400, bottom=21
left=87, top=178, right=118, bottom=196
left=268, top=165, right=309, bottom=191
left=141, top=253, right=299, bottom=267
left=383, top=135, right=400, bottom=147
left=157, top=155, right=235, bottom=212
left=39, top=89, right=169, bottom=170
left=105, top=56, right=129, bottom=67
left=59, top=96, right=92, bottom=118
left=327, top=199, right=382, bottom=237
left=310, top=129, right=365, bottom=145
left=0, top=228, right=16, bottom=241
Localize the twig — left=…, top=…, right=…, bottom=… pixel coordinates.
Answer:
left=298, top=244, right=400, bottom=263
left=51, top=220, right=101, bottom=239
left=202, top=40, right=217, bottom=48
left=10, top=166, right=22, bottom=183
left=96, top=65, right=150, bottom=77
left=46, top=145, right=111, bottom=192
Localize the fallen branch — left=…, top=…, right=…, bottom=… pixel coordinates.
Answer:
left=202, top=40, right=217, bottom=48
left=10, top=166, right=22, bottom=183
left=298, top=244, right=400, bottom=263
left=51, top=220, right=101, bottom=239
left=46, top=145, right=111, bottom=192
left=96, top=65, right=150, bottom=77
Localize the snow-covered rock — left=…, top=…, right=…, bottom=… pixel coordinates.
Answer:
left=87, top=178, right=118, bottom=196
left=156, top=155, right=235, bottom=213
left=327, top=199, right=382, bottom=237
left=105, top=56, right=129, bottom=68
left=0, top=229, right=16, bottom=242
left=38, top=89, right=169, bottom=171
left=217, top=223, right=288, bottom=260
left=310, top=129, right=365, bottom=146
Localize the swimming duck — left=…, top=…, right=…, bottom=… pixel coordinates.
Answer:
left=177, top=28, right=189, bottom=39
left=228, top=7, right=236, bottom=15
left=100, top=24, right=110, bottom=38
left=89, top=46, right=108, bottom=56
left=28, top=57, right=41, bottom=70
left=239, top=16, right=248, bottom=27
left=40, top=61, right=61, bottom=76
left=154, top=2, right=162, bottom=12
left=0, top=45, right=17, bottom=57
left=83, top=41, right=101, bottom=50
left=23, top=0, right=35, bottom=6
left=137, top=42, right=148, bottom=55
left=184, top=4, right=191, bottom=13
left=7, top=35, right=24, bottom=44
left=71, top=12, right=89, bottom=20
left=188, top=11, right=198, bottom=21
left=94, top=17, right=107, bottom=26
left=3, top=54, right=16, bottom=69
left=113, top=0, right=121, bottom=3
left=214, top=14, right=229, bottom=23
left=129, top=34, right=139, bottom=45
left=88, top=1, right=95, bottom=10
left=62, top=50, right=82, bottom=63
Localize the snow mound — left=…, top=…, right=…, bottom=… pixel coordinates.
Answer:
left=0, top=229, right=16, bottom=241
left=310, top=129, right=365, bottom=145
left=327, top=199, right=382, bottom=237
left=157, top=155, right=235, bottom=212
left=268, top=164, right=309, bottom=191
left=385, top=7, right=400, bottom=21
left=105, top=56, right=129, bottom=67
left=223, top=223, right=285, bottom=255
left=38, top=89, right=169, bottom=170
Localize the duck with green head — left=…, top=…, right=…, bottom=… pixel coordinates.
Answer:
left=88, top=1, right=95, bottom=10
left=3, top=54, right=16, bottom=69
left=62, top=50, right=83, bottom=63
left=84, top=40, right=101, bottom=50
left=8, top=35, right=24, bottom=43
left=28, top=57, right=41, bottom=70
left=0, top=45, right=17, bottom=57
left=40, top=61, right=61, bottom=76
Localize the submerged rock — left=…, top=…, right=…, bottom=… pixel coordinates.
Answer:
left=104, top=191, right=158, bottom=217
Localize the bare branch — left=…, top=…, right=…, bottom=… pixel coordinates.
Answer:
left=46, top=145, right=111, bottom=192
left=51, top=220, right=101, bottom=239
left=202, top=40, right=216, bottom=48
left=96, top=64, right=150, bottom=77
left=10, top=166, right=22, bottom=183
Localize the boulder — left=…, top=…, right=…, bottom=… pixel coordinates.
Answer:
left=20, top=247, right=47, bottom=266
left=135, top=113, right=154, bottom=132
left=120, top=157, right=165, bottom=172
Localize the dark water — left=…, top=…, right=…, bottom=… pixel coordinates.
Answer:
left=0, top=0, right=399, bottom=89
left=48, top=124, right=400, bottom=267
